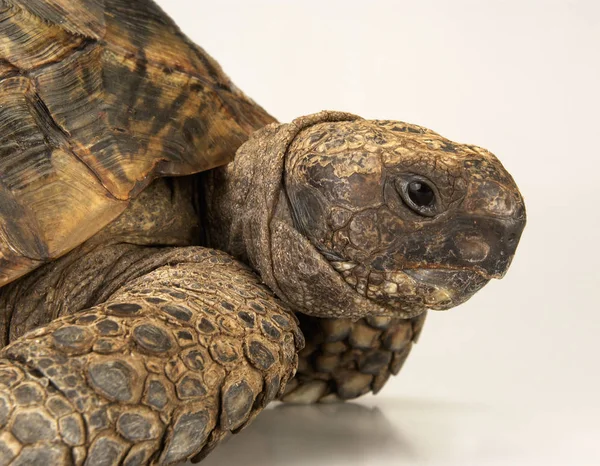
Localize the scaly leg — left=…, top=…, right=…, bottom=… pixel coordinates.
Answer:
left=281, top=313, right=426, bottom=403
left=0, top=247, right=302, bottom=465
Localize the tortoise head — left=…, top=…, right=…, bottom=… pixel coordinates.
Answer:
left=210, top=112, right=526, bottom=319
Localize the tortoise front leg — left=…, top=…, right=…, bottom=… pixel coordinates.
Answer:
left=281, top=313, right=426, bottom=403
left=0, top=248, right=302, bottom=465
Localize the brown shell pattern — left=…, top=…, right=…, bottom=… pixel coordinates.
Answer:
left=0, top=0, right=274, bottom=286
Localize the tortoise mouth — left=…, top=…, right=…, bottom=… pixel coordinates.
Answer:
left=401, top=268, right=490, bottom=310
left=330, top=260, right=489, bottom=313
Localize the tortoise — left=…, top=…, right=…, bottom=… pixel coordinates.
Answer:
left=0, top=0, right=526, bottom=464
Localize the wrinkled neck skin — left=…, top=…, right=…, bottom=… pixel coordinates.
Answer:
left=202, top=112, right=422, bottom=320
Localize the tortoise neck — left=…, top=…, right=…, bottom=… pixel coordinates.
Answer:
left=199, top=122, right=285, bottom=266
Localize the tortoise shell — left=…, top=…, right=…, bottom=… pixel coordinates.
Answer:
left=0, top=0, right=273, bottom=285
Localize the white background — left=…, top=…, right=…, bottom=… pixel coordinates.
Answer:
left=154, top=1, right=600, bottom=464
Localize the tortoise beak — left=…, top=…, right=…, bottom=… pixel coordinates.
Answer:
left=396, top=179, right=526, bottom=281
left=457, top=179, right=527, bottom=279
left=447, top=213, right=526, bottom=280
left=397, top=184, right=526, bottom=310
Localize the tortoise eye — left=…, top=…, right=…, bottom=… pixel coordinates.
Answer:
left=408, top=181, right=435, bottom=207
left=397, top=176, right=438, bottom=217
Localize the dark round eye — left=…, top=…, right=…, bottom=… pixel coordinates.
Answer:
left=397, top=176, right=438, bottom=217
left=407, top=181, right=435, bottom=207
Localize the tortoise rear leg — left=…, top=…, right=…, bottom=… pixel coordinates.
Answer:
left=281, top=313, right=426, bottom=403
left=0, top=247, right=302, bottom=465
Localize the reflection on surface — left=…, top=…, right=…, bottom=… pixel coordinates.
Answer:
left=196, top=402, right=415, bottom=466
left=184, top=397, right=600, bottom=465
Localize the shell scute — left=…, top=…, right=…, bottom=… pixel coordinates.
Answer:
left=0, top=0, right=274, bottom=286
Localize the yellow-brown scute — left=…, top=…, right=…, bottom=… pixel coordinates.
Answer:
left=0, top=0, right=274, bottom=286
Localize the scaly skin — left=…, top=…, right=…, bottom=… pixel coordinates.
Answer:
left=0, top=111, right=526, bottom=464
left=0, top=247, right=302, bottom=465
left=282, top=314, right=426, bottom=403
left=203, top=112, right=525, bottom=320
left=202, top=111, right=525, bottom=405
left=0, top=0, right=527, bottom=464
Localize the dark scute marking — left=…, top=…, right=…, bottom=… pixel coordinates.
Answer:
left=370, top=256, right=387, bottom=271
left=358, top=351, right=393, bottom=375
left=117, top=412, right=154, bottom=441
left=10, top=444, right=68, bottom=466
left=189, top=38, right=229, bottom=85
left=249, top=302, right=265, bottom=314
left=86, top=436, right=127, bottom=466
left=272, top=314, right=292, bottom=330
left=162, top=304, right=193, bottom=322
left=47, top=396, right=72, bottom=417
left=288, top=184, right=329, bottom=244
left=261, top=320, right=281, bottom=340
left=13, top=382, right=43, bottom=405
left=441, top=142, right=459, bottom=152
left=169, top=291, right=187, bottom=300
left=222, top=380, right=254, bottom=430
left=145, top=380, right=168, bottom=410
left=177, top=330, right=194, bottom=343
left=162, top=410, right=211, bottom=464
left=145, top=297, right=166, bottom=304
left=181, top=115, right=208, bottom=151
left=391, top=125, right=422, bottom=133
left=176, top=375, right=207, bottom=399
left=183, top=350, right=205, bottom=371
left=294, top=328, right=306, bottom=354
left=0, top=395, right=9, bottom=427
left=38, top=358, right=53, bottom=369
left=123, top=453, right=143, bottom=466
left=133, top=323, right=174, bottom=353
left=64, top=375, right=78, bottom=388
left=124, top=51, right=148, bottom=132
left=0, top=435, right=16, bottom=463
left=200, top=305, right=217, bottom=315
left=95, top=319, right=120, bottom=335
left=59, top=414, right=84, bottom=446
left=88, top=360, right=134, bottom=402
left=52, top=325, right=91, bottom=350
left=27, top=88, right=70, bottom=150
left=89, top=408, right=109, bottom=431
left=38, top=358, right=54, bottom=369
left=263, top=374, right=281, bottom=406
left=107, top=302, right=142, bottom=316
left=124, top=450, right=146, bottom=466
left=390, top=347, right=411, bottom=375
left=189, top=82, right=203, bottom=92
left=76, top=314, right=98, bottom=324
left=246, top=340, right=276, bottom=371
left=335, top=372, right=374, bottom=400
left=197, top=317, right=216, bottom=334
left=309, top=131, right=327, bottom=144
left=220, top=301, right=235, bottom=311
left=94, top=338, right=120, bottom=353
left=0, top=368, right=21, bottom=387
left=11, top=411, right=56, bottom=443
left=237, top=311, right=255, bottom=327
